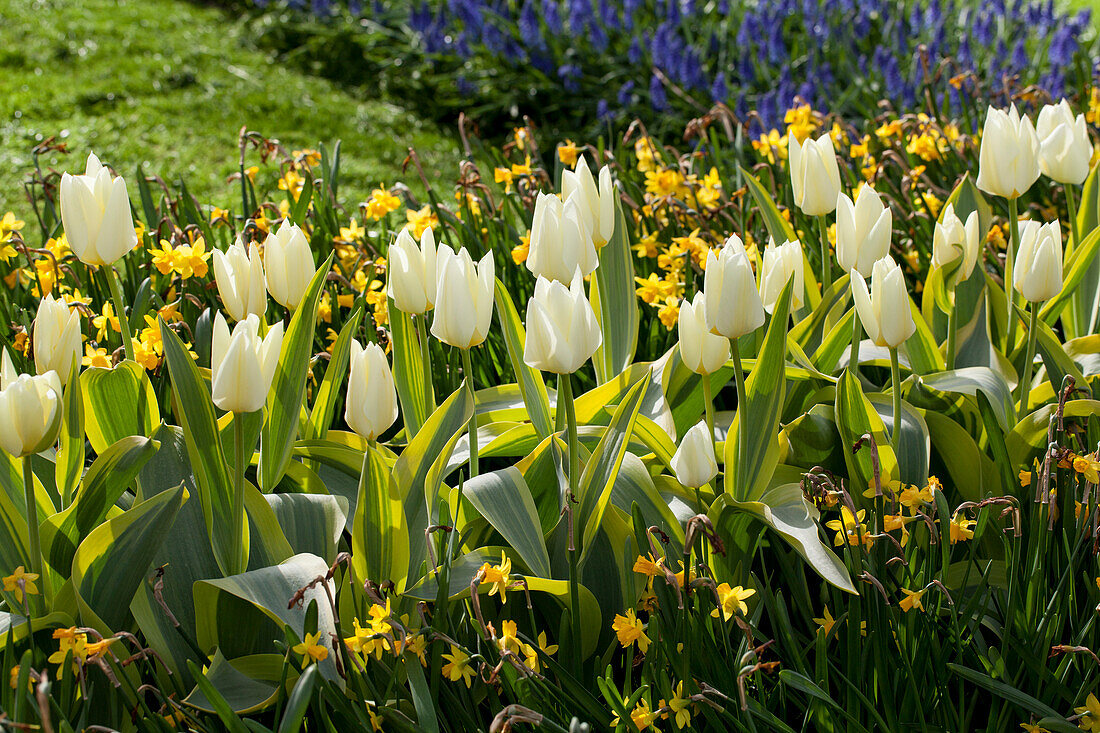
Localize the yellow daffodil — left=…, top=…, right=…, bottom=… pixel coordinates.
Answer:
left=663, top=681, right=692, bottom=729
left=2, top=566, right=39, bottom=603
left=612, top=608, right=651, bottom=653
left=292, top=631, right=329, bottom=664
left=557, top=140, right=580, bottom=168
left=1073, top=454, right=1100, bottom=484
left=365, top=187, right=402, bottom=220
left=949, top=514, right=976, bottom=544
left=899, top=588, right=927, bottom=612
left=712, top=583, right=756, bottom=622
left=813, top=606, right=837, bottom=636
left=479, top=552, right=512, bottom=604
left=1075, top=693, right=1100, bottom=731
left=441, top=645, right=477, bottom=687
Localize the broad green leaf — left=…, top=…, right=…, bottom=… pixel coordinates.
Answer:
left=463, top=466, right=551, bottom=578
left=1041, top=225, right=1100, bottom=328
left=56, top=364, right=84, bottom=506
left=906, top=297, right=944, bottom=374
left=266, top=494, right=347, bottom=563
left=493, top=278, right=553, bottom=438
left=389, top=299, right=434, bottom=438
left=304, top=304, right=363, bottom=440
left=184, top=651, right=289, bottom=715
left=258, top=252, right=334, bottom=491
left=1007, top=400, right=1100, bottom=469
left=867, top=394, right=929, bottom=487
left=1070, top=163, right=1100, bottom=337
left=351, top=443, right=409, bottom=591
left=81, top=360, right=159, bottom=454
left=834, top=370, right=900, bottom=497
left=591, top=197, right=639, bottom=384
left=1032, top=307, right=1087, bottom=404
left=278, top=662, right=318, bottom=733
left=920, top=410, right=1000, bottom=501
left=609, top=453, right=684, bottom=552
left=919, top=367, right=1014, bottom=433
left=740, top=165, right=797, bottom=244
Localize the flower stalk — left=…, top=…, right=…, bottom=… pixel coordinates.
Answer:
left=105, top=264, right=135, bottom=362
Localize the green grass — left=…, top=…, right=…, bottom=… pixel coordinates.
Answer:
left=0, top=0, right=459, bottom=219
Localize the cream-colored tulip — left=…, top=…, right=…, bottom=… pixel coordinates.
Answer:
left=523, top=269, right=602, bottom=374
left=211, top=313, right=284, bottom=414
left=835, top=185, right=892, bottom=278
left=388, top=227, right=437, bottom=315
left=678, top=292, right=729, bottom=375
left=850, top=257, right=915, bottom=348
left=59, top=152, right=139, bottom=266
left=562, top=155, right=616, bottom=246
left=263, top=220, right=315, bottom=310
left=0, top=371, right=62, bottom=458
left=527, top=191, right=598, bottom=283
left=345, top=339, right=399, bottom=440
left=703, top=235, right=765, bottom=338
left=759, top=239, right=805, bottom=313
left=975, top=105, right=1040, bottom=199
left=212, top=237, right=267, bottom=322
left=1036, top=99, right=1091, bottom=186
left=0, top=350, right=16, bottom=389
left=432, top=247, right=495, bottom=349
left=789, top=132, right=841, bottom=216
left=33, top=294, right=81, bottom=384
left=931, top=203, right=981, bottom=286
left=1013, top=220, right=1063, bottom=303
left=670, top=420, right=717, bottom=489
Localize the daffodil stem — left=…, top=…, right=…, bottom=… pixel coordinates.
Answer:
left=230, top=413, right=247, bottom=576
left=818, top=215, right=832, bottom=294
left=889, top=348, right=902, bottom=457
left=1017, top=304, right=1039, bottom=421
left=105, top=264, right=135, bottom=362
left=22, top=456, right=42, bottom=590
left=461, top=348, right=478, bottom=478
left=945, top=292, right=958, bottom=372
left=1006, top=197, right=1020, bottom=352
left=560, top=372, right=583, bottom=675
left=730, top=337, right=748, bottom=493
left=849, top=313, right=862, bottom=378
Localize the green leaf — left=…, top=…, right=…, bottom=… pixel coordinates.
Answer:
left=493, top=278, right=553, bottom=438
left=945, top=663, right=1062, bottom=719
left=406, top=651, right=440, bottom=733
left=920, top=410, right=1000, bottom=502
left=351, top=443, right=409, bottom=591
left=1041, top=225, right=1100, bottom=328
left=920, top=367, right=1015, bottom=433
left=184, top=651, right=288, bottom=715
left=185, top=659, right=251, bottom=733
left=305, top=304, right=364, bottom=440
left=81, top=360, right=159, bottom=454
left=867, top=394, right=929, bottom=487
left=463, top=466, right=551, bottom=578
left=56, top=364, right=84, bottom=507
left=266, top=494, right=347, bottom=564
left=739, top=165, right=797, bottom=244
left=834, top=370, right=900, bottom=496
left=591, top=197, right=639, bottom=384
left=277, top=662, right=318, bottom=733
left=389, top=299, right=434, bottom=438
left=258, top=252, right=335, bottom=491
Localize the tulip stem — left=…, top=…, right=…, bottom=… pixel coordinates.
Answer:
left=559, top=372, right=583, bottom=675
left=1066, top=183, right=1080, bottom=249
left=105, top=264, right=135, bottom=362
left=416, top=315, right=435, bottom=414
left=1017, top=304, right=1040, bottom=421
left=22, top=456, right=43, bottom=596
left=461, top=348, right=478, bottom=478
left=849, top=313, right=862, bottom=378
left=701, top=373, right=716, bottom=456
left=729, top=337, right=748, bottom=492
left=889, top=348, right=902, bottom=456
left=230, top=413, right=247, bottom=576
left=945, top=291, right=958, bottom=371
left=1005, top=197, right=1020, bottom=352
left=818, top=215, right=832, bottom=294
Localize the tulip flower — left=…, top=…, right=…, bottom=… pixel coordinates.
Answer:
left=523, top=270, right=602, bottom=375
left=527, top=191, right=598, bottom=283
left=1012, top=219, right=1063, bottom=419
left=1036, top=99, right=1090, bottom=187
left=759, top=239, right=805, bottom=314
left=562, top=156, right=616, bottom=246
left=791, top=132, right=842, bottom=289
left=0, top=350, right=15, bottom=389
left=835, top=186, right=891, bottom=278
left=0, top=371, right=62, bottom=459
left=388, top=227, right=438, bottom=315
left=345, top=339, right=399, bottom=441
left=703, top=235, right=765, bottom=340
left=931, top=204, right=981, bottom=286
left=59, top=152, right=138, bottom=267
left=210, top=313, right=284, bottom=415
left=264, top=220, right=316, bottom=310
left=212, top=237, right=268, bottom=322
left=678, top=292, right=729, bottom=376
left=33, top=295, right=81, bottom=384
left=432, top=247, right=495, bottom=350
left=671, top=420, right=718, bottom=490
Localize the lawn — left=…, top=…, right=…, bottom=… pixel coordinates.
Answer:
left=0, top=0, right=459, bottom=218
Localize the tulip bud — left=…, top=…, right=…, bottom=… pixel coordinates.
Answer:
left=33, top=295, right=81, bottom=385
left=432, top=247, right=495, bottom=349
left=670, top=420, right=717, bottom=489
left=59, top=152, right=139, bottom=266
left=976, top=105, right=1040, bottom=199
left=388, top=227, right=437, bottom=315
left=759, top=239, right=805, bottom=314
left=931, top=203, right=981, bottom=287
left=1036, top=99, right=1091, bottom=186
left=211, top=313, right=284, bottom=414
left=1, top=350, right=16, bottom=390
left=678, top=292, right=730, bottom=375
left=789, top=132, right=841, bottom=216
left=345, top=339, right=399, bottom=440
left=835, top=185, right=892, bottom=278
left=263, top=220, right=315, bottom=310
left=703, top=235, right=765, bottom=339
left=562, top=155, right=616, bottom=246
left=523, top=269, right=602, bottom=374
left=1013, top=220, right=1063, bottom=303
left=527, top=191, right=598, bottom=283
left=0, top=371, right=63, bottom=458
left=850, top=257, right=915, bottom=349
left=212, top=237, right=267, bottom=322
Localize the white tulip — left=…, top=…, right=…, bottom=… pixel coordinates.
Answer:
left=432, top=247, right=495, bottom=349
left=345, top=339, right=399, bottom=440
left=33, top=294, right=81, bottom=384
left=931, top=203, right=981, bottom=286
left=703, top=234, right=765, bottom=339
left=388, top=227, right=438, bottom=315
left=835, top=185, right=892, bottom=278
left=976, top=105, right=1040, bottom=199
left=759, top=239, right=805, bottom=314
left=1013, top=220, right=1063, bottom=303
left=850, top=257, right=915, bottom=349
left=0, top=350, right=16, bottom=390
left=212, top=237, right=268, bottom=322
left=670, top=420, right=717, bottom=489
left=789, top=132, right=841, bottom=216
left=678, top=292, right=729, bottom=375
left=263, top=220, right=315, bottom=310
left=523, top=269, right=602, bottom=374
left=59, top=152, right=139, bottom=266
left=211, top=313, right=284, bottom=414
left=0, top=371, right=63, bottom=458
left=527, top=191, right=598, bottom=283
left=562, top=155, right=616, bottom=246
left=1036, top=99, right=1091, bottom=186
